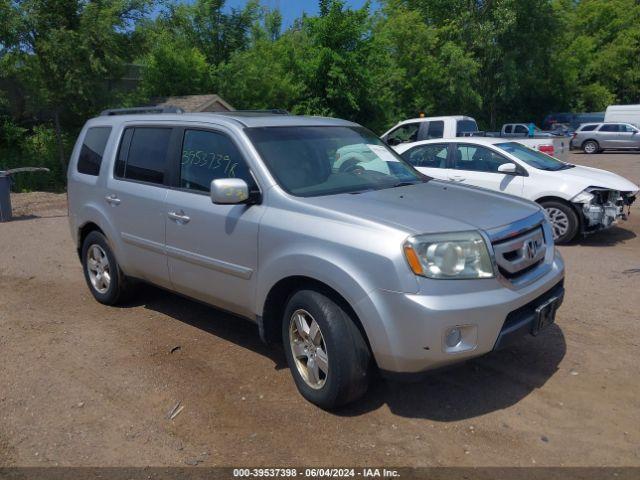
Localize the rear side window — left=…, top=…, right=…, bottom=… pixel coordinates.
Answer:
left=115, top=127, right=171, bottom=185
left=180, top=129, right=253, bottom=192
left=403, top=144, right=449, bottom=168
left=579, top=124, right=597, bottom=132
left=77, top=127, right=111, bottom=176
left=426, top=121, right=444, bottom=139
left=599, top=124, right=620, bottom=132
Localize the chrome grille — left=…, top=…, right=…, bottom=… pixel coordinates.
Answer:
left=492, top=226, right=546, bottom=280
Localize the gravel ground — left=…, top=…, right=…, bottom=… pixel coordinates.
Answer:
left=0, top=152, right=639, bottom=467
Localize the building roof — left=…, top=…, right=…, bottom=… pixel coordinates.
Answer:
left=153, top=94, right=234, bottom=112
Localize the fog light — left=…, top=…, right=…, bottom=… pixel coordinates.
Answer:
left=445, top=327, right=462, bottom=348
left=442, top=324, right=478, bottom=353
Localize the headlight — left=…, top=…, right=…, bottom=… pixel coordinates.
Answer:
left=403, top=231, right=494, bottom=279
left=572, top=190, right=594, bottom=204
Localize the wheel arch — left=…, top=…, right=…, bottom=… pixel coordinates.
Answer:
left=77, top=222, right=105, bottom=257
left=581, top=138, right=599, bottom=149
left=259, top=275, right=374, bottom=358
left=536, top=196, right=584, bottom=234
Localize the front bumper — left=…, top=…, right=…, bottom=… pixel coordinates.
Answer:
left=357, top=250, right=565, bottom=376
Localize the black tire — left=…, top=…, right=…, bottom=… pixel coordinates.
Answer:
left=282, top=289, right=371, bottom=409
left=540, top=200, right=580, bottom=244
left=81, top=231, right=130, bottom=305
left=582, top=140, right=599, bottom=154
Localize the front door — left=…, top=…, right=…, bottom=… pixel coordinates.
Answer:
left=597, top=124, right=621, bottom=148
left=446, top=143, right=524, bottom=196
left=164, top=127, right=264, bottom=318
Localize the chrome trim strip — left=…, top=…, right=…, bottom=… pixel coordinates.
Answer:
left=121, top=232, right=165, bottom=254
left=166, top=245, right=253, bottom=280
left=486, top=211, right=546, bottom=243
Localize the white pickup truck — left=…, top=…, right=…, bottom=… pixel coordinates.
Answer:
left=382, top=116, right=569, bottom=161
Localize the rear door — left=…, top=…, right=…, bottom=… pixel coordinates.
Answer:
left=164, top=126, right=264, bottom=318
left=105, top=125, right=173, bottom=288
left=447, top=143, right=524, bottom=196
left=399, top=143, right=450, bottom=181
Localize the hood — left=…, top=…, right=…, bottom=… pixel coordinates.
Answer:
left=304, top=180, right=542, bottom=235
left=558, top=165, right=639, bottom=192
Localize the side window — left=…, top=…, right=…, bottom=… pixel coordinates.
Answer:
left=580, top=124, right=597, bottom=132
left=180, top=129, right=253, bottom=192
left=403, top=144, right=449, bottom=168
left=77, top=127, right=111, bottom=176
left=622, top=124, right=638, bottom=133
left=514, top=125, right=528, bottom=134
left=504, top=125, right=513, bottom=134
left=426, top=121, right=444, bottom=139
left=386, top=123, right=420, bottom=145
left=453, top=144, right=510, bottom=173
left=599, top=124, right=620, bottom=132
left=115, top=127, right=171, bottom=185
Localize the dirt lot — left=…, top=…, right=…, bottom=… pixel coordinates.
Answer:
left=1, top=152, right=639, bottom=467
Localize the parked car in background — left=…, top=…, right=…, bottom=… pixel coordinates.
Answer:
left=393, top=138, right=638, bottom=243
left=490, top=123, right=554, bottom=138
left=68, top=109, right=566, bottom=408
left=383, top=116, right=568, bottom=160
left=570, top=122, right=640, bottom=154
left=381, top=116, right=479, bottom=145
left=604, top=104, right=640, bottom=126
left=542, top=112, right=605, bottom=131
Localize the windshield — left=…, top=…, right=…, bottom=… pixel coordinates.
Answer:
left=496, top=142, right=573, bottom=171
left=246, top=126, right=426, bottom=197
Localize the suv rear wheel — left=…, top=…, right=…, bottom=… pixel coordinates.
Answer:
left=282, top=289, right=370, bottom=409
left=81, top=231, right=130, bottom=305
left=582, top=140, right=599, bottom=154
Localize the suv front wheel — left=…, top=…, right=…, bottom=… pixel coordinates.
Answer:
left=81, top=231, right=130, bottom=305
left=282, top=289, right=371, bottom=409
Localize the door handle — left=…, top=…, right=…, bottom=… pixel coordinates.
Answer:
left=105, top=194, right=121, bottom=205
left=168, top=210, right=191, bottom=224
left=449, top=176, right=466, bottom=182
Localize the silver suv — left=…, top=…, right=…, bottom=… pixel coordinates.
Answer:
left=571, top=122, right=640, bottom=154
left=67, top=109, right=565, bottom=408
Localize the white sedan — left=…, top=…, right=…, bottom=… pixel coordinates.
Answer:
left=393, top=137, right=638, bottom=243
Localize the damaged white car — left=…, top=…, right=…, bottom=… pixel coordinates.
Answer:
left=393, top=138, right=638, bottom=243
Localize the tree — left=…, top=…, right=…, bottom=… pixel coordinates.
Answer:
left=0, top=0, right=153, bottom=169
left=140, top=35, right=209, bottom=97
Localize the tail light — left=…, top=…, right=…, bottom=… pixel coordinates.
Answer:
left=538, top=145, right=555, bottom=156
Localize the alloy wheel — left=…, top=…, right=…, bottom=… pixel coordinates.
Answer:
left=545, top=207, right=569, bottom=240
left=289, top=309, right=329, bottom=389
left=86, top=244, right=111, bottom=294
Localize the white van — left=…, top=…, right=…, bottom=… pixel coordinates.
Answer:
left=605, top=105, right=640, bottom=127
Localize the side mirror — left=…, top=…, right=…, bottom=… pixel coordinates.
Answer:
left=498, top=163, right=518, bottom=174
left=210, top=178, right=250, bottom=205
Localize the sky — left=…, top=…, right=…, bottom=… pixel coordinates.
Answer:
left=176, top=1, right=379, bottom=29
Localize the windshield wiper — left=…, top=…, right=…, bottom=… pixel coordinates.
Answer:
left=391, top=180, right=427, bottom=188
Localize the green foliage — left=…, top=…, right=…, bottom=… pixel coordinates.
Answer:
left=0, top=121, right=70, bottom=192
left=141, top=35, right=210, bottom=96
left=2, top=0, right=640, bottom=192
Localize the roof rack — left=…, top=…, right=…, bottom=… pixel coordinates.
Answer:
left=100, top=106, right=184, bottom=116
left=231, top=109, right=290, bottom=115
